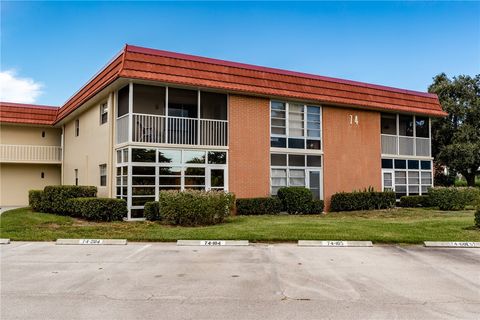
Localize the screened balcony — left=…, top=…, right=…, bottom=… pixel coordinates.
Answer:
left=116, top=84, right=228, bottom=147
left=380, top=113, right=431, bottom=157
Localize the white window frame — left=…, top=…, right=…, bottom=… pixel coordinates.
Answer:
left=270, top=152, right=323, bottom=200
left=100, top=102, right=108, bottom=125
left=381, top=158, right=433, bottom=198
left=270, top=100, right=322, bottom=151
left=99, top=164, right=107, bottom=187
left=115, top=146, right=228, bottom=220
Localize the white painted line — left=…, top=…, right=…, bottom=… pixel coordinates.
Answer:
left=298, top=240, right=373, bottom=247
left=56, top=239, right=127, bottom=245
left=0, top=239, right=11, bottom=244
left=177, top=240, right=249, bottom=246
left=424, top=241, right=480, bottom=248
left=125, top=244, right=152, bottom=259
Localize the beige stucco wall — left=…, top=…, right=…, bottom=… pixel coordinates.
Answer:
left=62, top=95, right=114, bottom=197
left=0, top=124, right=61, bottom=146
left=0, top=163, right=61, bottom=206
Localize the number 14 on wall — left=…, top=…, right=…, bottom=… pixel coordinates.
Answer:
left=349, top=114, right=359, bottom=125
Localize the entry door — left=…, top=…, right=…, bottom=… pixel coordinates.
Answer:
left=307, top=170, right=322, bottom=200
left=382, top=170, right=394, bottom=192
left=207, top=167, right=227, bottom=191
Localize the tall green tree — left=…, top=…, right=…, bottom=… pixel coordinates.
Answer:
left=429, top=73, right=480, bottom=186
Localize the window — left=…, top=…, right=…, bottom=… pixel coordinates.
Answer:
left=100, top=103, right=108, bottom=124
left=168, top=88, right=198, bottom=118
left=399, top=115, right=414, bottom=136
left=270, top=153, right=322, bottom=199
left=415, top=116, right=429, bottom=138
left=382, top=158, right=433, bottom=198
left=132, top=148, right=156, bottom=162
left=116, top=147, right=228, bottom=219
left=200, top=91, right=227, bottom=120
left=270, top=101, right=321, bottom=150
left=118, top=85, right=129, bottom=117
left=41, top=131, right=46, bottom=138
left=381, top=113, right=397, bottom=135
left=99, top=164, right=107, bottom=186
left=75, top=119, right=80, bottom=137
left=74, top=169, right=78, bottom=186
left=41, top=172, right=45, bottom=179
left=133, top=84, right=166, bottom=115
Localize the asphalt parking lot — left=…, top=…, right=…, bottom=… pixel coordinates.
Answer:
left=1, top=242, right=479, bottom=320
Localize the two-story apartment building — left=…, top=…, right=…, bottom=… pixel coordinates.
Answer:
left=0, top=45, right=446, bottom=218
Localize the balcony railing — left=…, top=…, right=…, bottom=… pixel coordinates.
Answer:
left=117, top=113, right=228, bottom=146
left=381, top=134, right=430, bottom=157
left=0, top=144, right=62, bottom=163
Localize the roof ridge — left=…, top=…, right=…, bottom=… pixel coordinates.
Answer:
left=0, top=101, right=59, bottom=109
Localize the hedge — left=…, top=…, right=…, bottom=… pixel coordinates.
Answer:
left=42, top=185, right=97, bottom=214
left=66, top=198, right=126, bottom=221
left=277, top=187, right=313, bottom=214
left=144, top=201, right=161, bottom=221
left=159, top=190, right=235, bottom=226
left=428, top=187, right=480, bottom=211
left=236, top=197, right=283, bottom=215
left=399, top=195, right=431, bottom=208
left=330, top=190, right=396, bottom=212
left=28, top=190, right=46, bottom=212
left=308, top=199, right=325, bottom=214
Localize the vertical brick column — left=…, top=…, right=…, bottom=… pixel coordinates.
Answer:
left=228, top=94, right=270, bottom=198
left=322, top=106, right=382, bottom=210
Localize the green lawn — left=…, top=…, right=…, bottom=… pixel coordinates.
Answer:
left=0, top=207, right=478, bottom=244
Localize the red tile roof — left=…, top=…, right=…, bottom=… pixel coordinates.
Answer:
left=0, top=102, right=58, bottom=125
left=4, top=44, right=448, bottom=125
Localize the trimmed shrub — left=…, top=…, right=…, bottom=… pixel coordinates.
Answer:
left=236, top=197, right=283, bottom=215
left=330, top=190, right=396, bottom=212
left=159, top=190, right=235, bottom=226
left=144, top=201, right=161, bottom=221
left=429, top=187, right=480, bottom=211
left=308, top=199, right=325, bottom=214
left=277, top=187, right=313, bottom=214
left=42, top=185, right=97, bottom=214
left=399, top=195, right=431, bottom=208
left=28, top=190, right=46, bottom=212
left=66, top=198, right=126, bottom=221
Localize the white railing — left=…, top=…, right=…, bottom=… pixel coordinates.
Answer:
left=133, top=114, right=165, bottom=143
left=415, top=137, right=431, bottom=157
left=116, top=115, right=129, bottom=144
left=381, top=134, right=431, bottom=157
left=381, top=134, right=397, bottom=155
left=119, top=113, right=227, bottom=146
left=168, top=116, right=198, bottom=145
left=200, top=119, right=228, bottom=146
left=0, top=145, right=62, bottom=163
left=398, top=136, right=414, bottom=156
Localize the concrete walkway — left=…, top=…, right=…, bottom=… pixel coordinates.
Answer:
left=0, top=206, right=21, bottom=215
left=1, top=242, right=479, bottom=319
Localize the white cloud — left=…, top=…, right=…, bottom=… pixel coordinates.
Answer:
left=0, top=70, right=43, bottom=104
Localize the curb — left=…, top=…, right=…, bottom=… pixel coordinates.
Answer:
left=56, top=239, right=127, bottom=245
left=177, top=240, right=249, bottom=246
left=424, top=241, right=480, bottom=248
left=298, top=240, right=373, bottom=247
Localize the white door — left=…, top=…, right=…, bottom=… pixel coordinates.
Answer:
left=207, top=167, right=227, bottom=191
left=382, top=170, right=394, bottom=192
left=307, top=169, right=322, bottom=200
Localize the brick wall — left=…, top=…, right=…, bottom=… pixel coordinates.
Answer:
left=322, top=106, right=382, bottom=210
left=228, top=94, right=270, bottom=198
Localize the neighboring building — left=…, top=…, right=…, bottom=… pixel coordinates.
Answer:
left=0, top=45, right=446, bottom=218
left=0, top=103, right=62, bottom=206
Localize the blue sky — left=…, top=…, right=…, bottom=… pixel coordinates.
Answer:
left=1, top=1, right=479, bottom=106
